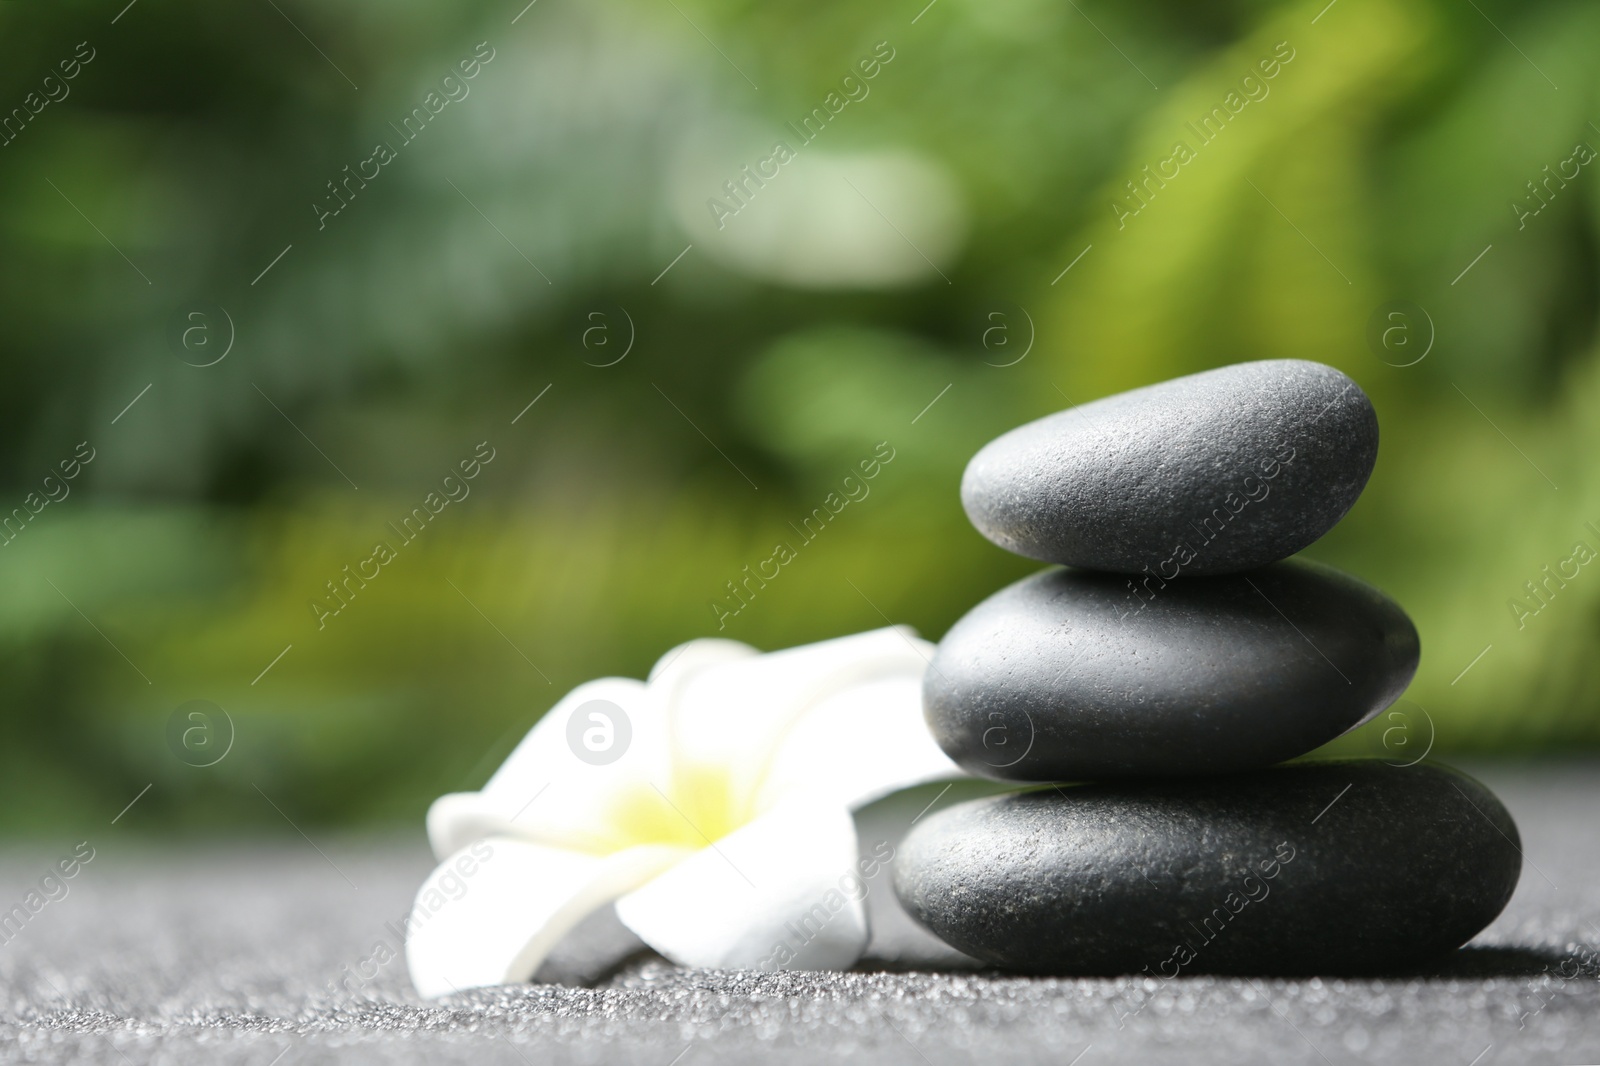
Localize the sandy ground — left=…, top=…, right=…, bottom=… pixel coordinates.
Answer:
left=2, top=762, right=1598, bottom=1064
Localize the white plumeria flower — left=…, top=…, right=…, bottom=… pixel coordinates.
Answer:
left=405, top=626, right=963, bottom=997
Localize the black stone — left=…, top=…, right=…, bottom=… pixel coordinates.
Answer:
left=892, top=761, right=1522, bottom=976
left=961, top=359, right=1378, bottom=574
left=924, top=560, right=1419, bottom=780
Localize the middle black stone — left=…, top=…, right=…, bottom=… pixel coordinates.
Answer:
left=923, top=559, right=1419, bottom=781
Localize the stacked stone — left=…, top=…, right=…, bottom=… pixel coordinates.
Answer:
left=894, top=360, right=1523, bottom=975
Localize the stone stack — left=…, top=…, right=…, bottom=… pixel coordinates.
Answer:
left=894, top=360, right=1522, bottom=975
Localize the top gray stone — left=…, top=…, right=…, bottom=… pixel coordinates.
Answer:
left=961, top=360, right=1378, bottom=575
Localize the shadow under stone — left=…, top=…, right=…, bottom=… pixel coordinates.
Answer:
left=1406, top=944, right=1589, bottom=980
left=854, top=944, right=1595, bottom=982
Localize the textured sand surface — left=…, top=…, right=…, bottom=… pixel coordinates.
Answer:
left=2, top=763, right=1598, bottom=1064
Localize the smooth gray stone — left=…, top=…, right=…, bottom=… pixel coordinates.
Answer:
left=961, top=359, right=1378, bottom=574
left=892, top=761, right=1522, bottom=976
left=923, top=560, right=1418, bottom=781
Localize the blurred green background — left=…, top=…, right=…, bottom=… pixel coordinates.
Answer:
left=1, top=0, right=1595, bottom=833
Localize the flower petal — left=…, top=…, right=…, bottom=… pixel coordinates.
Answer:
left=647, top=637, right=758, bottom=685
left=405, top=837, right=684, bottom=998
left=614, top=801, right=868, bottom=970
left=665, top=626, right=936, bottom=816
left=427, top=677, right=676, bottom=858
left=756, top=670, right=964, bottom=813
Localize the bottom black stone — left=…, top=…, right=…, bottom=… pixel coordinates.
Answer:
left=892, top=760, right=1522, bottom=975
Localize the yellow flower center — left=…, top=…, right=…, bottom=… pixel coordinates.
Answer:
left=587, top=764, right=746, bottom=854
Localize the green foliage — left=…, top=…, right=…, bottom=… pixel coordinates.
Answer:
left=1, top=0, right=1598, bottom=831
